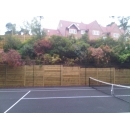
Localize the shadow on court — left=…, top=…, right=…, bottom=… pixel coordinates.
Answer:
left=0, top=87, right=130, bottom=113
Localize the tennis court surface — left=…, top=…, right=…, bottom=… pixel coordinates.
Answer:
left=0, top=85, right=130, bottom=113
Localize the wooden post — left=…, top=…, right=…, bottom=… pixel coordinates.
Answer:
left=88, top=77, right=90, bottom=87
left=43, top=65, right=44, bottom=86
left=33, top=64, right=34, bottom=87
left=79, top=67, right=80, bottom=86
left=97, top=68, right=99, bottom=79
left=113, top=68, right=115, bottom=84
left=5, top=64, right=7, bottom=87
left=24, top=66, right=26, bottom=86
left=85, top=67, right=86, bottom=86
left=110, top=67, right=111, bottom=83
left=60, top=65, right=63, bottom=86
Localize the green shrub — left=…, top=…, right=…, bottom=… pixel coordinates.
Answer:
left=3, top=35, right=22, bottom=52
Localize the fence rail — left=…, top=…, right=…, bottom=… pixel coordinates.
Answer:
left=0, top=65, right=130, bottom=87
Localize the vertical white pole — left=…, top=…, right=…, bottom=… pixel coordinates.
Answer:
left=111, top=84, right=114, bottom=96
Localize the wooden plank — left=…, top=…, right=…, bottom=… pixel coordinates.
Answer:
left=0, top=65, right=129, bottom=87
left=24, top=66, right=26, bottom=86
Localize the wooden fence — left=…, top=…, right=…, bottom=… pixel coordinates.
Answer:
left=0, top=65, right=130, bottom=87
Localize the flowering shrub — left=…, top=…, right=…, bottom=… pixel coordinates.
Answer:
left=0, top=49, right=23, bottom=67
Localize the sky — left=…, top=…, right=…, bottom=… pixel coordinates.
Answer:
left=0, top=0, right=129, bottom=34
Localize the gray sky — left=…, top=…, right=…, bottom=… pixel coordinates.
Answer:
left=0, top=0, right=128, bottom=34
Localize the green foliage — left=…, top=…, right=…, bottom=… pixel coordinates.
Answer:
left=19, top=37, right=37, bottom=59
left=79, top=33, right=89, bottom=43
left=19, top=42, right=36, bottom=59
left=43, top=54, right=52, bottom=64
left=0, top=36, right=4, bottom=41
left=118, top=16, right=130, bottom=31
left=42, top=53, right=61, bottom=65
left=49, top=35, right=89, bottom=62
left=118, top=53, right=130, bottom=63
left=49, top=36, right=71, bottom=58
left=3, top=35, right=22, bottom=52
left=90, top=37, right=118, bottom=48
left=1, top=24, right=130, bottom=67
left=50, top=54, right=61, bottom=64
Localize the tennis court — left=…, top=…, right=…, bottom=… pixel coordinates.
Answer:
left=0, top=80, right=130, bottom=113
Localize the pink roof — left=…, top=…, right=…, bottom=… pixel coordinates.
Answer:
left=100, top=26, right=107, bottom=33
left=44, top=20, right=125, bottom=38
left=100, top=23, right=124, bottom=34
left=59, top=20, right=86, bottom=30
left=86, top=21, right=97, bottom=29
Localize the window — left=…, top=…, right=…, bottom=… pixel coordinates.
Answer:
left=92, top=30, right=100, bottom=35
left=103, top=36, right=107, bottom=39
left=69, top=29, right=77, bottom=34
left=113, top=33, right=119, bottom=38
left=81, top=30, right=85, bottom=34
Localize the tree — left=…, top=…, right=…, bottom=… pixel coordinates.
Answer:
left=5, top=23, right=16, bottom=35
left=37, top=16, right=44, bottom=31
left=21, top=17, right=46, bottom=39
left=17, top=28, right=30, bottom=35
left=110, top=16, right=130, bottom=32
left=118, top=16, right=130, bottom=31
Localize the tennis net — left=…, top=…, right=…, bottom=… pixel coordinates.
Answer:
left=89, top=77, right=130, bottom=104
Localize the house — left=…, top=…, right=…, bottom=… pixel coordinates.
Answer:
left=85, top=20, right=104, bottom=40
left=44, top=28, right=61, bottom=37
left=101, top=22, right=124, bottom=40
left=57, top=20, right=87, bottom=39
left=44, top=20, right=125, bottom=40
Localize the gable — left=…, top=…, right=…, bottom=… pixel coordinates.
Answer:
left=68, top=24, right=79, bottom=30
left=111, top=24, right=122, bottom=34
left=89, top=21, right=103, bottom=32
left=67, top=23, right=80, bottom=30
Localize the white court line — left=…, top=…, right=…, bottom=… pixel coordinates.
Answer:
left=0, top=91, right=28, bottom=92
left=0, top=87, right=128, bottom=92
left=4, top=91, right=31, bottom=113
left=30, top=88, right=94, bottom=92
left=116, top=95, right=130, bottom=97
left=0, top=88, right=94, bottom=92
left=23, top=95, right=112, bottom=100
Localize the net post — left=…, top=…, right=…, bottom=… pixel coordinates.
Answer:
left=89, top=77, right=90, bottom=87
left=111, top=84, right=114, bottom=96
